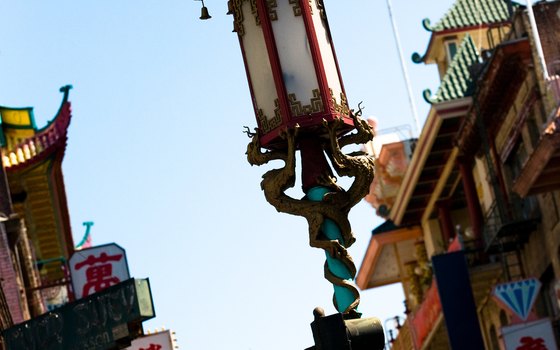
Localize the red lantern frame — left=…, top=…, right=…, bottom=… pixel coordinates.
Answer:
left=232, top=0, right=355, bottom=149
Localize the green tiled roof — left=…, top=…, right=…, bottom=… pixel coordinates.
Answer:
left=423, top=34, right=480, bottom=104
left=423, top=0, right=515, bottom=32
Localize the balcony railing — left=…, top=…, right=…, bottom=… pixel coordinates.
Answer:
left=483, top=194, right=540, bottom=253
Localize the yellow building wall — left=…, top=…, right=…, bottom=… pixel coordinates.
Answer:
left=0, top=108, right=36, bottom=150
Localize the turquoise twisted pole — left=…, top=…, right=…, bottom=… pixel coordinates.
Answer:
left=307, top=186, right=357, bottom=314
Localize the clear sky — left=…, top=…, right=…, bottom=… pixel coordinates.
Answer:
left=1, top=1, right=455, bottom=349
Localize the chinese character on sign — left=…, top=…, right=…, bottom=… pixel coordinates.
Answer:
left=74, top=252, right=123, bottom=297
left=69, top=243, right=130, bottom=300
left=516, top=336, right=548, bottom=350
left=140, top=344, right=162, bottom=350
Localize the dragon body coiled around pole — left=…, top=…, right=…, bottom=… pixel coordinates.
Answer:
left=246, top=110, right=375, bottom=317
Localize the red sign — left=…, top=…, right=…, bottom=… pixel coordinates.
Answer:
left=69, top=243, right=130, bottom=300
left=410, top=279, right=442, bottom=349
left=140, top=345, right=161, bottom=350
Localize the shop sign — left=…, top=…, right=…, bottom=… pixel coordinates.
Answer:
left=2, top=278, right=155, bottom=350
left=494, top=278, right=541, bottom=321
left=69, top=243, right=130, bottom=299
left=502, top=318, right=558, bottom=350
left=126, top=330, right=174, bottom=350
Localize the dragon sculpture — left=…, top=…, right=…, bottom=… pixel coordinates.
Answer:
left=246, top=110, right=375, bottom=317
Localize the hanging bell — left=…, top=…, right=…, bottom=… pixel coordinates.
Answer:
left=200, top=5, right=212, bottom=20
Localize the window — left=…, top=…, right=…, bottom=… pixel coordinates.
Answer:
left=446, top=41, right=458, bottom=63
left=443, top=36, right=459, bottom=65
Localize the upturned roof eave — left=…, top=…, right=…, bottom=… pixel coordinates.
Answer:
left=415, top=23, right=508, bottom=65
left=36, top=85, right=72, bottom=134
left=3, top=87, right=73, bottom=171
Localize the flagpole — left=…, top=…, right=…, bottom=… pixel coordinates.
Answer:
left=387, top=0, right=421, bottom=136
left=525, top=0, right=549, bottom=81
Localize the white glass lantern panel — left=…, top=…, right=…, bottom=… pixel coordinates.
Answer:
left=310, top=0, right=344, bottom=110
left=241, top=1, right=278, bottom=122
left=271, top=1, right=320, bottom=115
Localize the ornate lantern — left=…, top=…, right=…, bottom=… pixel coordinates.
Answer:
left=229, top=0, right=377, bottom=326
left=231, top=0, right=353, bottom=148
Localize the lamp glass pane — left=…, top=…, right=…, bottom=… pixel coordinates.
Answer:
left=241, top=1, right=278, bottom=123
left=310, top=0, right=344, bottom=112
left=271, top=1, right=321, bottom=117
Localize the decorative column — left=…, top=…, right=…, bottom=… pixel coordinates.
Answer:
left=437, top=199, right=454, bottom=247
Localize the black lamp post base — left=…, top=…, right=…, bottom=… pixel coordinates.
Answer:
left=306, top=307, right=385, bottom=350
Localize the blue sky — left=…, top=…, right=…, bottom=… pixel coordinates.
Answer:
left=0, top=1, right=455, bottom=348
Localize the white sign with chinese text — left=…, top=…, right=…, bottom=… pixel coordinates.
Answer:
left=69, top=243, right=130, bottom=300
left=502, top=318, right=558, bottom=350
left=125, top=330, right=174, bottom=350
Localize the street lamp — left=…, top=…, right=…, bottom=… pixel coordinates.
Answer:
left=227, top=1, right=382, bottom=347
left=230, top=0, right=375, bottom=317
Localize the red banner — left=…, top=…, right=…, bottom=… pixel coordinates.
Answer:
left=410, top=280, right=442, bottom=349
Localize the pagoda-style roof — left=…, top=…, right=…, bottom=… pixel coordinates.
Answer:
left=392, top=38, right=479, bottom=225
left=412, top=0, right=516, bottom=67
left=423, top=34, right=481, bottom=104
left=422, top=0, right=514, bottom=33
left=1, top=85, right=72, bottom=171
left=1, top=86, right=74, bottom=283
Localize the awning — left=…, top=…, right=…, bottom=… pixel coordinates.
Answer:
left=356, top=224, right=422, bottom=290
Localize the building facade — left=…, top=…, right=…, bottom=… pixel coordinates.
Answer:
left=0, top=86, right=75, bottom=348
left=358, top=1, right=560, bottom=349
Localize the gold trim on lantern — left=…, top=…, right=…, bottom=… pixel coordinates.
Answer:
left=289, top=0, right=302, bottom=16
left=256, top=100, right=283, bottom=133
left=266, top=0, right=278, bottom=21
left=330, top=89, right=350, bottom=116
left=232, top=0, right=260, bottom=36
left=288, top=0, right=314, bottom=17
left=288, top=89, right=323, bottom=117
left=316, top=0, right=326, bottom=20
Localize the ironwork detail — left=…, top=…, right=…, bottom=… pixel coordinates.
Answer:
left=246, top=112, right=375, bottom=317
left=288, top=89, right=323, bottom=116
left=256, top=100, right=283, bottom=134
